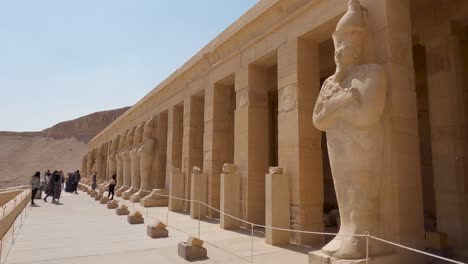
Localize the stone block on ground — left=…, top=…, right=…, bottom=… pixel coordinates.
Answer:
left=127, top=211, right=144, bottom=224
left=107, top=201, right=119, bottom=209
left=100, top=197, right=109, bottom=204
left=178, top=242, right=207, bottom=261
left=116, top=205, right=129, bottom=215
left=147, top=221, right=169, bottom=238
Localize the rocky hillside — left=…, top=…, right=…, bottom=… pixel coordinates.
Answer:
left=0, top=107, right=129, bottom=189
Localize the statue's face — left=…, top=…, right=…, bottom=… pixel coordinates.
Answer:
left=333, top=30, right=364, bottom=67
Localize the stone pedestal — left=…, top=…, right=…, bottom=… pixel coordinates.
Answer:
left=107, top=201, right=119, bottom=209
left=190, top=172, right=207, bottom=219
left=116, top=205, right=130, bottom=216
left=115, top=186, right=129, bottom=197
left=140, top=189, right=169, bottom=207
left=122, top=187, right=138, bottom=200
left=308, top=251, right=398, bottom=264
left=169, top=172, right=184, bottom=211
left=100, top=196, right=109, bottom=204
left=94, top=193, right=103, bottom=201
left=127, top=211, right=144, bottom=224
left=220, top=173, right=240, bottom=229
left=98, top=183, right=108, bottom=194
left=178, top=242, right=207, bottom=261
left=266, top=172, right=290, bottom=245
left=129, top=190, right=151, bottom=203
left=147, top=221, right=169, bottom=238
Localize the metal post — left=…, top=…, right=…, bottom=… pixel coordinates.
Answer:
left=146, top=207, right=149, bottom=217
left=250, top=224, right=254, bottom=263
left=365, top=232, right=369, bottom=264
left=164, top=204, right=168, bottom=225
left=198, top=202, right=201, bottom=238
left=12, top=221, right=14, bottom=244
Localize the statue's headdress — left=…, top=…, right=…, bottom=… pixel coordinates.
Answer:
left=143, top=115, right=157, bottom=137
left=333, top=0, right=368, bottom=46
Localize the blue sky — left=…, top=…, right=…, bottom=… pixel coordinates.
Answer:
left=0, top=0, right=257, bottom=131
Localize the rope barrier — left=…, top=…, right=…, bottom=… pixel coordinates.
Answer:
left=86, top=183, right=465, bottom=264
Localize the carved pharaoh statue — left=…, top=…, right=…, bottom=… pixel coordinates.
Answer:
left=81, top=154, right=88, bottom=178
left=123, top=122, right=145, bottom=199
left=116, top=130, right=128, bottom=190
left=132, top=115, right=157, bottom=201
left=95, top=146, right=104, bottom=182
left=86, top=149, right=95, bottom=179
left=108, top=135, right=121, bottom=180
left=116, top=126, right=136, bottom=195
left=312, top=0, right=387, bottom=259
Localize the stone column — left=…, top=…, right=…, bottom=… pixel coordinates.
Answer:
left=166, top=106, right=184, bottom=188
left=169, top=169, right=184, bottom=212
left=362, top=0, right=425, bottom=259
left=190, top=168, right=207, bottom=219
left=277, top=38, right=324, bottom=245
left=220, top=165, right=240, bottom=229
left=234, top=66, right=269, bottom=225
left=265, top=168, right=290, bottom=246
left=182, top=96, right=205, bottom=210
left=425, top=23, right=468, bottom=255
left=156, top=112, right=168, bottom=189
left=204, top=82, right=236, bottom=218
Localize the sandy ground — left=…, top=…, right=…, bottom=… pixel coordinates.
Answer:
left=0, top=135, right=87, bottom=189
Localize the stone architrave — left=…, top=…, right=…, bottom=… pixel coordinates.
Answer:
left=123, top=122, right=145, bottom=200
left=131, top=116, right=157, bottom=202
left=312, top=0, right=387, bottom=260
left=116, top=130, right=128, bottom=190
left=116, top=126, right=136, bottom=196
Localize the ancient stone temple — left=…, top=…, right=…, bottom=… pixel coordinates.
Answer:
left=82, top=0, right=468, bottom=263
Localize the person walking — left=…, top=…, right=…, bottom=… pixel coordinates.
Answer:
left=30, top=171, right=40, bottom=206
left=108, top=174, right=116, bottom=200
left=69, top=172, right=76, bottom=193
left=43, top=172, right=55, bottom=203
left=75, top=170, right=81, bottom=194
left=53, top=171, right=62, bottom=204
left=91, top=173, right=97, bottom=191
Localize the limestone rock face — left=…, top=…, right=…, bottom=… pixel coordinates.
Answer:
left=41, top=107, right=130, bottom=143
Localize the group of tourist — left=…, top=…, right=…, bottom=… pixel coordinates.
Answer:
left=30, top=170, right=81, bottom=206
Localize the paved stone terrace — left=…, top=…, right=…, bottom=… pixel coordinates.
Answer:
left=5, top=192, right=312, bottom=264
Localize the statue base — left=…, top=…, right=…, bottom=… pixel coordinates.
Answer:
left=140, top=189, right=168, bottom=207
left=309, top=251, right=398, bottom=264
left=116, top=208, right=130, bottom=215
left=129, top=190, right=151, bottom=203
left=147, top=225, right=169, bottom=238
left=94, top=193, right=103, bottom=201
left=127, top=215, right=144, bottom=224
left=98, top=184, right=109, bottom=194
left=107, top=202, right=119, bottom=209
left=116, top=186, right=129, bottom=197
left=100, top=197, right=109, bottom=204
left=178, top=242, right=207, bottom=261
left=122, top=187, right=138, bottom=200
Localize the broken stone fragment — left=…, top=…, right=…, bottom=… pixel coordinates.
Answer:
left=268, top=167, right=283, bottom=174
left=187, top=236, right=204, bottom=247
